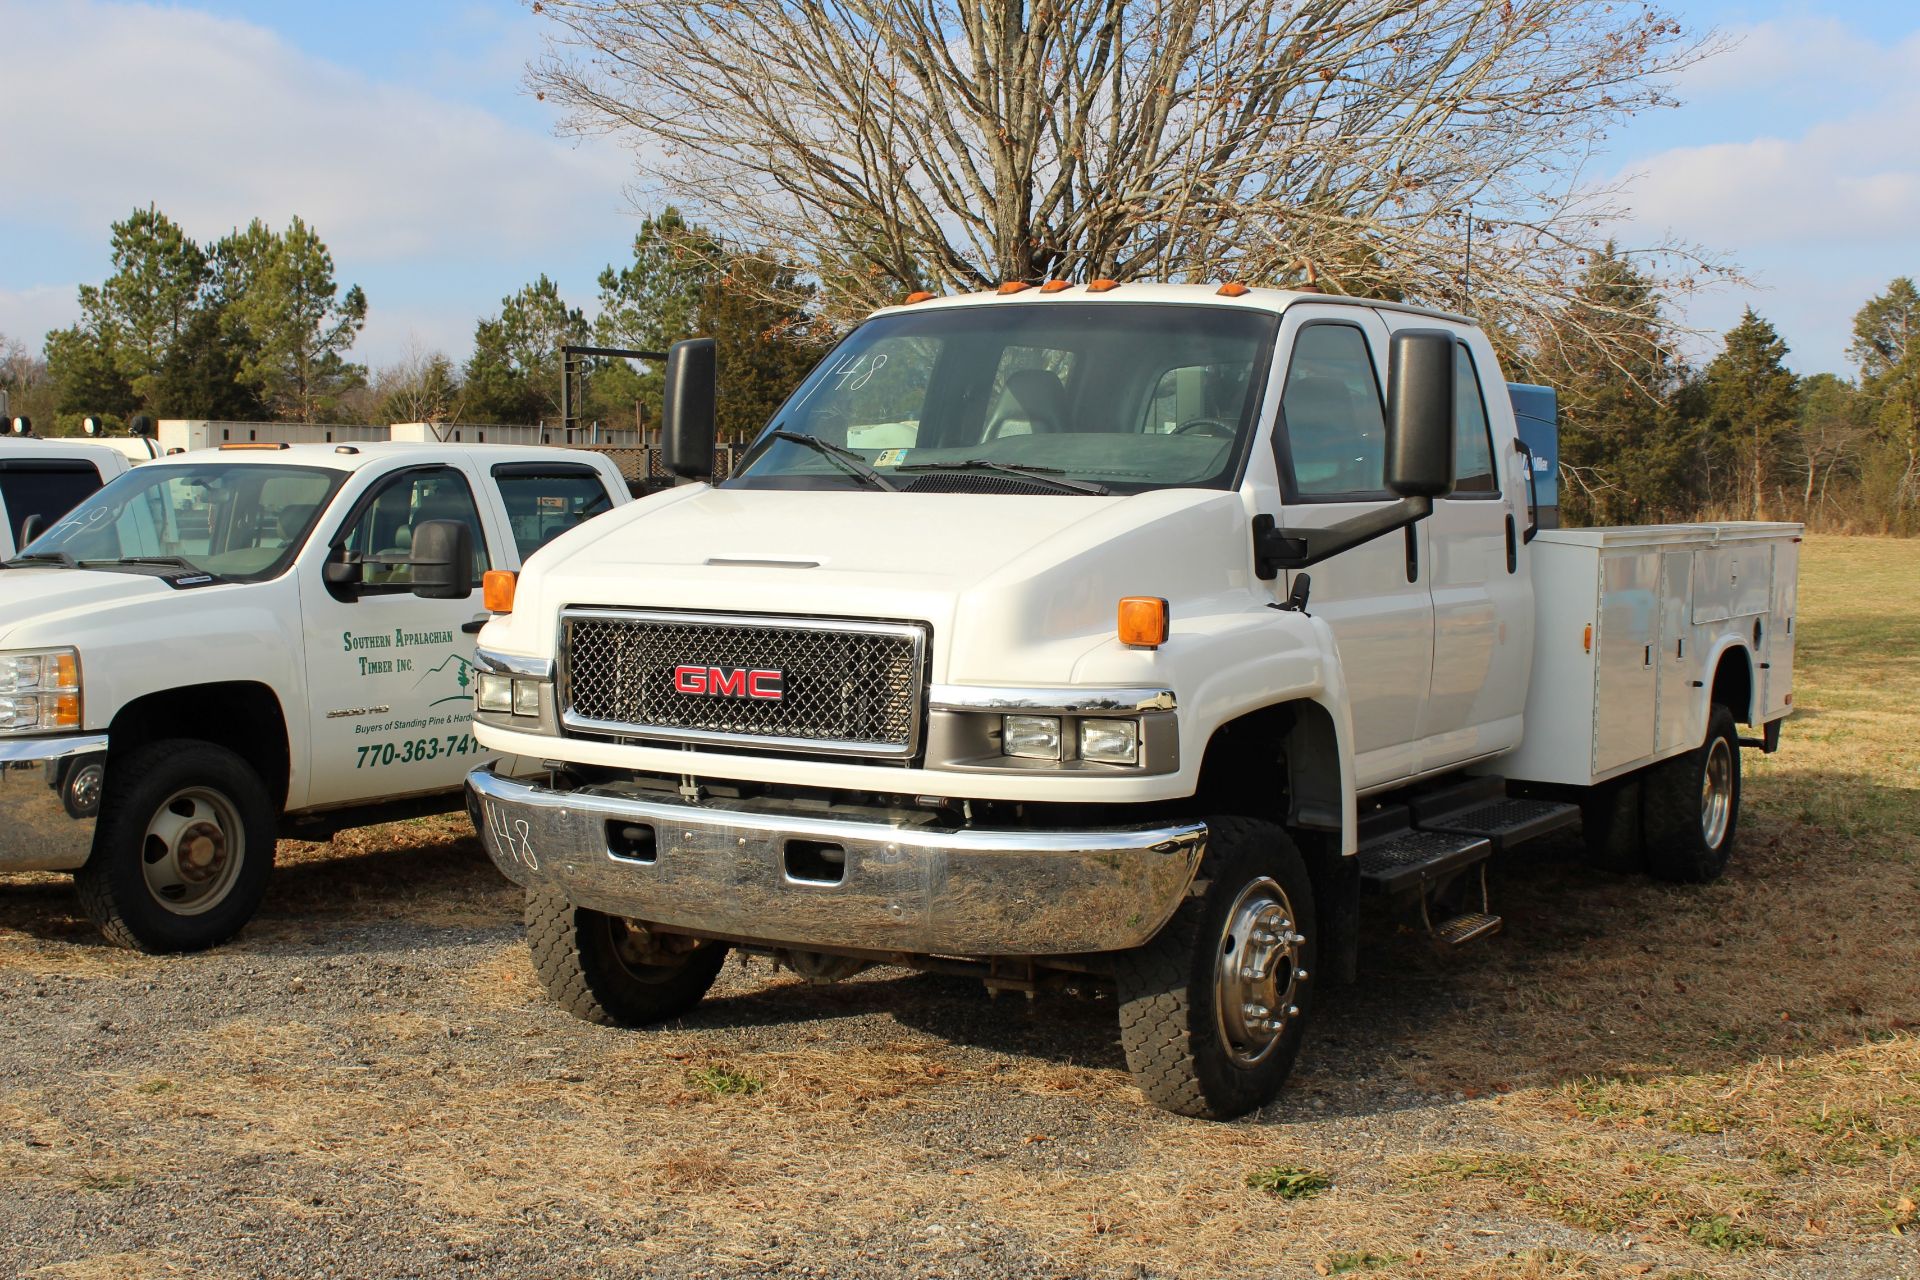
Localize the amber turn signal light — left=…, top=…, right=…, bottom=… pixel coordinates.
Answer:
left=483, top=570, right=518, bottom=613
left=1118, top=596, right=1169, bottom=649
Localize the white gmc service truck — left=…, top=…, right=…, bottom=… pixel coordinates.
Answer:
left=0, top=442, right=628, bottom=951
left=463, top=284, right=1799, bottom=1118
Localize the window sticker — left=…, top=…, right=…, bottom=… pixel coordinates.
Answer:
left=873, top=448, right=910, bottom=467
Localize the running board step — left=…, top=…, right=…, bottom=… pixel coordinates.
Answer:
left=1419, top=797, right=1580, bottom=853
left=1357, top=830, right=1493, bottom=893
left=1432, top=911, right=1504, bottom=946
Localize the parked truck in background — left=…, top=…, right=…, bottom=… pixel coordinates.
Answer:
left=0, top=442, right=630, bottom=951
left=457, top=284, right=1798, bottom=1118
left=0, top=434, right=133, bottom=560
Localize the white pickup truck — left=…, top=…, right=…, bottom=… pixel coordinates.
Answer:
left=0, top=441, right=628, bottom=952
left=0, top=436, right=134, bottom=559
left=464, top=284, right=1798, bottom=1118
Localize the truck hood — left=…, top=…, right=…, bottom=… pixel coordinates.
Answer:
left=495, top=484, right=1256, bottom=685
left=0, top=567, right=182, bottom=644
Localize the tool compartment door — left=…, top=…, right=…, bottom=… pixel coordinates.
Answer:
left=1593, top=549, right=1659, bottom=774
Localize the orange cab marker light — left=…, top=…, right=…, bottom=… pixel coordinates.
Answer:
left=483, top=569, right=518, bottom=614
left=1583, top=623, right=1593, bottom=654
left=1118, top=596, right=1170, bottom=649
left=1040, top=279, right=1072, bottom=293
left=220, top=442, right=291, bottom=450
left=1086, top=278, right=1120, bottom=293
left=996, top=281, right=1032, bottom=294
left=903, top=290, right=936, bottom=304
left=1216, top=281, right=1250, bottom=297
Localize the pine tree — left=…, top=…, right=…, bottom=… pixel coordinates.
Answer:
left=78, top=206, right=210, bottom=403
left=462, top=276, right=588, bottom=424
left=1849, top=277, right=1920, bottom=517
left=1522, top=246, right=1696, bottom=525
left=1703, top=309, right=1797, bottom=519
left=694, top=260, right=826, bottom=442
left=214, top=217, right=369, bottom=421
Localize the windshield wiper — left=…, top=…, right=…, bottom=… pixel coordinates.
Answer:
left=5, top=550, right=78, bottom=569
left=765, top=430, right=898, bottom=492
left=896, top=458, right=1111, bottom=496
left=80, top=556, right=222, bottom=580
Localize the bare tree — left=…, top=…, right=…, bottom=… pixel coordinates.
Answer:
left=371, top=340, right=467, bottom=426
left=530, top=0, right=1729, bottom=341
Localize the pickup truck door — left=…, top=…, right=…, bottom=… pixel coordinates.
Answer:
left=1266, top=305, right=1433, bottom=790
left=297, top=460, right=504, bottom=808
left=1381, top=322, right=1532, bottom=767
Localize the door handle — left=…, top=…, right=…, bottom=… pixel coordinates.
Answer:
left=461, top=616, right=488, bottom=635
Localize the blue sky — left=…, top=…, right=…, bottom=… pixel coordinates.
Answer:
left=2, top=0, right=1916, bottom=377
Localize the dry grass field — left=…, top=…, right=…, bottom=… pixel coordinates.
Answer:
left=0, top=535, right=1915, bottom=1279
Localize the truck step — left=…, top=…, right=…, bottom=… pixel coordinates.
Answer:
left=1419, top=797, right=1580, bottom=853
left=1406, top=775, right=1505, bottom=824
left=1432, top=911, right=1504, bottom=946
left=1357, top=829, right=1493, bottom=893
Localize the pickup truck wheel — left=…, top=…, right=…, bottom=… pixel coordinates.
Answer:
left=1642, top=704, right=1740, bottom=884
left=74, top=740, right=276, bottom=953
left=1114, top=816, right=1316, bottom=1119
left=525, top=887, right=728, bottom=1027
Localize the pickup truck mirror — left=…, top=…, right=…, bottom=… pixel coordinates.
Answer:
left=1384, top=329, right=1457, bottom=499
left=661, top=337, right=717, bottom=480
left=323, top=547, right=362, bottom=587
left=408, top=519, right=474, bottom=600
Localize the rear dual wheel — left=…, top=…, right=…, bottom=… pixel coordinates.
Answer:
left=1643, top=704, right=1741, bottom=884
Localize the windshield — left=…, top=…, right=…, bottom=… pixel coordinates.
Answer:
left=728, top=303, right=1278, bottom=495
left=18, top=462, right=344, bottom=581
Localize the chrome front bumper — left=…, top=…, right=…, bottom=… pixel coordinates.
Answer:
left=467, top=765, right=1206, bottom=957
left=0, top=734, right=109, bottom=873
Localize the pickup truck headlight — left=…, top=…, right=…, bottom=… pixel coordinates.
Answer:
left=0, top=647, right=82, bottom=732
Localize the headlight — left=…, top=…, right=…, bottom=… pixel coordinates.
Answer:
left=475, top=672, right=514, bottom=714
left=1002, top=715, right=1062, bottom=760
left=0, top=647, right=82, bottom=732
left=472, top=650, right=557, bottom=733
left=1078, top=718, right=1140, bottom=765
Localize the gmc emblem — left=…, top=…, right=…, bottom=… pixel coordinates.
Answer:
left=672, top=665, right=784, bottom=700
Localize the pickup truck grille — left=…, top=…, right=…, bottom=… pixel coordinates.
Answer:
left=560, top=609, right=928, bottom=756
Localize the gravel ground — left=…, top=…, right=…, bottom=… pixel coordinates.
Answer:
left=1, top=806, right=1914, bottom=1280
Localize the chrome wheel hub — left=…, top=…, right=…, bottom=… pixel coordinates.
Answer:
left=1701, top=736, right=1733, bottom=849
left=141, top=788, right=244, bottom=915
left=1213, top=877, right=1306, bottom=1068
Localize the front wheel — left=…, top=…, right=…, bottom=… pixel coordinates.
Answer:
left=1643, top=704, right=1741, bottom=883
left=74, top=740, right=276, bottom=952
left=525, top=887, right=729, bottom=1026
left=1115, top=816, right=1317, bottom=1119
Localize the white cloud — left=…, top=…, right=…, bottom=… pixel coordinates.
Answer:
left=0, top=0, right=636, bottom=264
left=1611, top=18, right=1920, bottom=372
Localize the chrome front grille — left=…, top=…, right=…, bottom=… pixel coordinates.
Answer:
left=560, top=609, right=928, bottom=756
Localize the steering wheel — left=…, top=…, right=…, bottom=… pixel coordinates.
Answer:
left=1173, top=417, right=1236, bottom=438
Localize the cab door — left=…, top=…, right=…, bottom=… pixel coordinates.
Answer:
left=1267, top=306, right=1433, bottom=790
left=298, top=462, right=498, bottom=807
left=1395, top=327, right=1531, bottom=767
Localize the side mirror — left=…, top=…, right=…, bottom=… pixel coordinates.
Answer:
left=130, top=414, right=156, bottom=438
left=408, top=519, right=474, bottom=600
left=323, top=546, right=363, bottom=588
left=1384, top=330, right=1457, bottom=499
left=661, top=337, right=717, bottom=480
